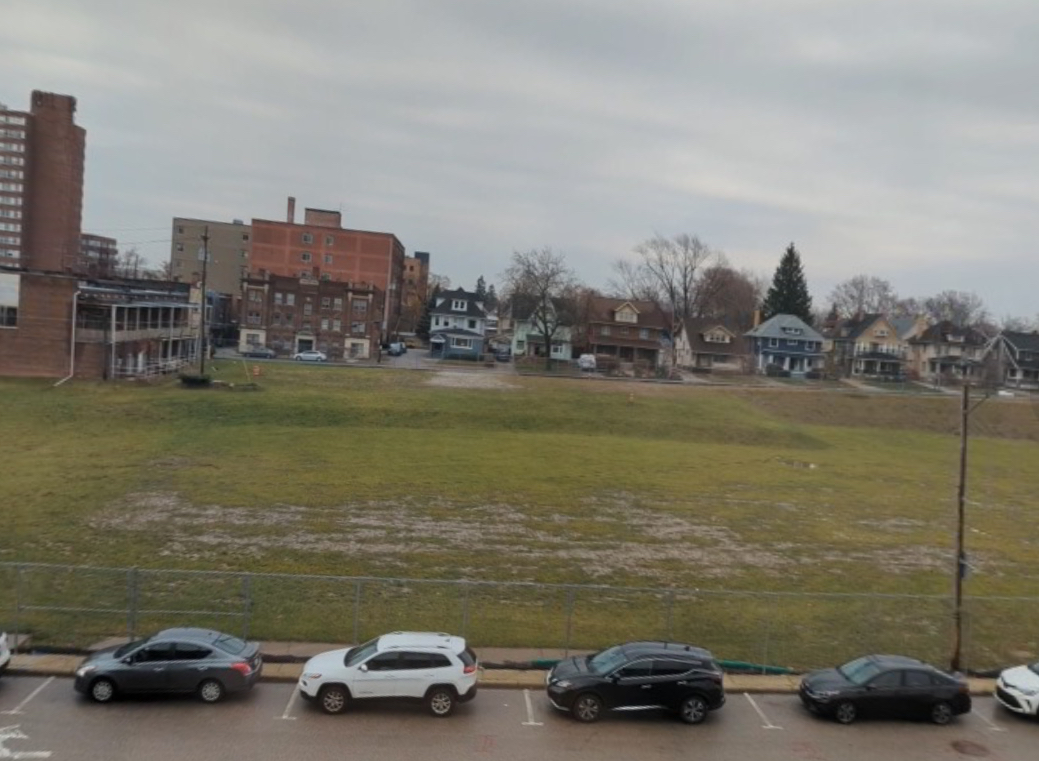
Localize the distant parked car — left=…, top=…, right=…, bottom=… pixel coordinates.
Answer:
left=73, top=627, right=262, bottom=704
left=388, top=342, right=406, bottom=356
left=0, top=632, right=11, bottom=677
left=546, top=641, right=725, bottom=724
left=298, top=631, right=478, bottom=717
left=294, top=350, right=328, bottom=362
left=494, top=349, right=511, bottom=362
left=577, top=354, right=597, bottom=371
left=995, top=661, right=1039, bottom=717
left=799, top=654, right=970, bottom=725
left=241, top=346, right=276, bottom=359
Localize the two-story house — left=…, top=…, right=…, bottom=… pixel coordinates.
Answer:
left=429, top=288, right=487, bottom=360
left=988, top=330, right=1039, bottom=389
left=907, top=321, right=989, bottom=383
left=824, top=313, right=907, bottom=379
left=578, top=297, right=669, bottom=368
left=744, top=314, right=824, bottom=376
left=674, top=317, right=747, bottom=372
left=509, top=295, right=574, bottom=362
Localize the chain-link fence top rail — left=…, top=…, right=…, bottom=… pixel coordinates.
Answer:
left=1, top=562, right=1036, bottom=672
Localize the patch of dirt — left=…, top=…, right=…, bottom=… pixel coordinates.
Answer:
left=426, top=372, right=518, bottom=390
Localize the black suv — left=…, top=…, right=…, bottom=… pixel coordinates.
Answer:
left=545, top=641, right=725, bottom=724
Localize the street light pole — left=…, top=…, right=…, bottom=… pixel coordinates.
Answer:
left=199, top=226, right=210, bottom=376
left=950, top=380, right=969, bottom=672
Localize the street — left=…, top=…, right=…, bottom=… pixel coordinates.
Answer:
left=0, top=676, right=1034, bottom=760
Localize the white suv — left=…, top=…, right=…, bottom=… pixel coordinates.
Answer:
left=995, top=661, right=1039, bottom=717
left=298, top=631, right=478, bottom=717
left=0, top=632, right=11, bottom=677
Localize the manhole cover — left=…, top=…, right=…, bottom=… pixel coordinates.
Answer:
left=951, top=740, right=990, bottom=757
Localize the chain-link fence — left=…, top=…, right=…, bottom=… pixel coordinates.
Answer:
left=1, top=561, right=1036, bottom=672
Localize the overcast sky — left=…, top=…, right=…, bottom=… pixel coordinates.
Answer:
left=4, top=0, right=1037, bottom=318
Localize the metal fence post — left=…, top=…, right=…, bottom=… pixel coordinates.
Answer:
left=13, top=564, right=23, bottom=652
left=564, top=587, right=576, bottom=656
left=665, top=591, right=675, bottom=640
left=126, top=567, right=139, bottom=640
left=461, top=582, right=470, bottom=638
left=241, top=574, right=253, bottom=640
left=353, top=581, right=363, bottom=644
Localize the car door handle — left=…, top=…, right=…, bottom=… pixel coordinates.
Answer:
left=641, top=684, right=653, bottom=690
left=152, top=667, right=165, bottom=672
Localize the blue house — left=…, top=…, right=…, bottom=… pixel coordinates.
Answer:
left=429, top=288, right=487, bottom=360
left=745, top=314, right=824, bottom=376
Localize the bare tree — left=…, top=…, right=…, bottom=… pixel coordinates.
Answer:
left=998, top=314, right=1036, bottom=332
left=828, top=274, right=900, bottom=318
left=694, top=265, right=765, bottom=330
left=502, top=248, right=579, bottom=370
left=113, top=247, right=148, bottom=279
left=428, top=273, right=452, bottom=292
left=922, top=290, right=989, bottom=328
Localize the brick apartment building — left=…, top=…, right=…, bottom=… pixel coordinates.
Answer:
left=79, top=233, right=117, bottom=277
left=249, top=198, right=406, bottom=339
left=239, top=271, right=384, bottom=360
left=0, top=91, right=86, bottom=272
left=0, top=265, right=199, bottom=380
left=399, top=251, right=430, bottom=334
left=170, top=217, right=251, bottom=297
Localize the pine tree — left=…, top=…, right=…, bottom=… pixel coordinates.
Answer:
left=485, top=284, right=498, bottom=313
left=474, top=275, right=487, bottom=302
left=762, top=243, right=813, bottom=324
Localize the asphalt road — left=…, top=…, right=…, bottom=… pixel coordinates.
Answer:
left=0, top=676, right=1034, bottom=761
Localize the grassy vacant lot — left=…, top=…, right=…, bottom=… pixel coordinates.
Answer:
left=1, top=363, right=1037, bottom=668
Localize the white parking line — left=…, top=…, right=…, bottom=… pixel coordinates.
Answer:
left=1, top=678, right=55, bottom=716
left=743, top=693, right=783, bottom=729
left=974, top=710, right=1007, bottom=732
left=277, top=686, right=300, bottom=721
left=522, top=689, right=543, bottom=726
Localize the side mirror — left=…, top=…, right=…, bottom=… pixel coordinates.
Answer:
left=122, top=656, right=134, bottom=665
left=359, top=664, right=368, bottom=673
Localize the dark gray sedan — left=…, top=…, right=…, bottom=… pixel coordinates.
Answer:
left=74, top=628, right=261, bottom=704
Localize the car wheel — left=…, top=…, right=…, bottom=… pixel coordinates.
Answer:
left=197, top=679, right=225, bottom=704
left=571, top=692, right=604, bottom=723
left=834, top=701, right=857, bottom=725
left=89, top=677, right=116, bottom=703
left=319, top=685, right=350, bottom=715
left=679, top=695, right=709, bottom=725
left=427, top=687, right=456, bottom=717
left=930, top=701, right=954, bottom=725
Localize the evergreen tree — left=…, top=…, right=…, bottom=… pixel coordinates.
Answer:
left=416, top=284, right=441, bottom=339
left=485, top=284, right=498, bottom=313
left=762, top=243, right=813, bottom=324
left=474, top=275, right=487, bottom=301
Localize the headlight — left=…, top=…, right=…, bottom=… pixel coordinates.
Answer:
left=1014, top=686, right=1038, bottom=697
left=552, top=680, right=573, bottom=689
left=76, top=666, right=96, bottom=678
left=814, top=689, right=841, bottom=698
left=302, top=672, right=322, bottom=680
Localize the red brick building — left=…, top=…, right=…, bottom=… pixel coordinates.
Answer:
left=79, top=233, right=117, bottom=278
left=0, top=92, right=86, bottom=272
left=0, top=266, right=199, bottom=380
left=239, top=271, right=384, bottom=360
left=249, top=198, right=405, bottom=339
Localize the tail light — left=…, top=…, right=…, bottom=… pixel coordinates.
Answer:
left=231, top=662, right=251, bottom=676
left=463, top=663, right=477, bottom=675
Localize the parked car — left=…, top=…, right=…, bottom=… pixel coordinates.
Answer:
left=388, top=342, right=406, bottom=356
left=73, top=627, right=262, bottom=704
left=298, top=631, right=478, bottom=717
left=240, top=346, right=276, bottom=359
left=545, top=641, right=725, bottom=724
left=577, top=354, right=597, bottom=371
left=293, top=350, right=327, bottom=362
left=995, top=660, right=1039, bottom=717
left=494, top=349, right=511, bottom=362
left=799, top=654, right=970, bottom=725
left=0, top=632, right=11, bottom=677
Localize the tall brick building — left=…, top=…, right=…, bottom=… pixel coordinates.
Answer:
left=0, top=91, right=86, bottom=272
left=250, top=198, right=406, bottom=339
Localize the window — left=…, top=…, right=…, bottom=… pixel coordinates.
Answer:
left=321, top=297, right=330, bottom=309
left=0, top=156, right=25, bottom=165
left=301, top=252, right=312, bottom=263
left=616, top=661, right=654, bottom=679
left=639, top=328, right=649, bottom=340
left=240, top=249, right=248, bottom=259
left=615, top=310, right=637, bottom=323
left=0, top=182, right=22, bottom=191
left=768, top=338, right=779, bottom=347
left=333, top=297, right=343, bottom=311
left=136, top=643, right=175, bottom=662
left=0, top=306, right=16, bottom=327
left=272, top=312, right=282, bottom=325
left=352, top=300, right=368, bottom=316
left=0, top=129, right=25, bottom=138
left=874, top=329, right=889, bottom=337
left=302, top=232, right=314, bottom=244
left=400, top=652, right=434, bottom=670
left=274, top=292, right=284, bottom=305
left=468, top=319, right=477, bottom=329
left=320, top=318, right=329, bottom=330
left=351, top=321, right=365, bottom=334
left=0, top=169, right=23, bottom=179
left=451, top=337, right=473, bottom=349
left=248, top=290, right=261, bottom=302
left=325, top=235, right=334, bottom=246
left=0, top=209, right=21, bottom=218
left=0, top=142, right=25, bottom=152
left=868, top=671, right=902, bottom=689
left=451, top=299, right=466, bottom=311
left=705, top=331, right=731, bottom=344
left=651, top=660, right=691, bottom=677
left=787, top=339, right=798, bottom=346
left=242, top=233, right=249, bottom=242
left=286, top=293, right=295, bottom=306
left=324, top=254, right=333, bottom=265
left=781, top=326, right=803, bottom=336
left=0, top=222, right=21, bottom=232
left=303, top=303, right=312, bottom=316
left=365, top=653, right=400, bottom=671
left=600, top=326, right=611, bottom=336
left=620, top=327, right=629, bottom=336
left=173, top=643, right=212, bottom=660
left=332, top=319, right=341, bottom=332
left=904, top=671, right=934, bottom=687
left=247, top=311, right=260, bottom=324
left=176, top=226, right=184, bottom=234
left=175, top=243, right=184, bottom=252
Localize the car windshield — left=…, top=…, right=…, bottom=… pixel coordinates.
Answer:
left=114, top=634, right=152, bottom=658
left=588, top=646, right=629, bottom=675
left=344, top=637, right=379, bottom=667
left=213, top=634, right=248, bottom=655
left=838, top=656, right=883, bottom=685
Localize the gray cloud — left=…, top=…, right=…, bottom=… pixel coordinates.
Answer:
left=3, top=0, right=1037, bottom=316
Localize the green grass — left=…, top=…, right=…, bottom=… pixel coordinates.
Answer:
left=1, top=365, right=1038, bottom=669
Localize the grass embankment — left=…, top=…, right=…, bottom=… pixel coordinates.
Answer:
left=1, top=365, right=1037, bottom=669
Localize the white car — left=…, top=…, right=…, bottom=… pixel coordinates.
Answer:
left=995, top=662, right=1039, bottom=716
left=293, top=350, right=327, bottom=362
left=0, top=632, right=11, bottom=677
left=298, top=631, right=478, bottom=717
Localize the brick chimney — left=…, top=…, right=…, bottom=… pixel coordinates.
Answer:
left=287, top=196, right=296, bottom=224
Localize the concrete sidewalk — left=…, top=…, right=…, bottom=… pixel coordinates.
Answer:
left=5, top=642, right=999, bottom=695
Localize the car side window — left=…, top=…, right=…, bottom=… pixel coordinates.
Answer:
left=365, top=653, right=401, bottom=671
left=904, top=670, right=933, bottom=687
left=136, top=643, right=174, bottom=662
left=616, top=661, right=654, bottom=679
left=868, top=670, right=903, bottom=688
left=429, top=654, right=452, bottom=668
left=173, top=643, right=212, bottom=661
left=651, top=660, right=690, bottom=677
left=400, top=652, right=433, bottom=670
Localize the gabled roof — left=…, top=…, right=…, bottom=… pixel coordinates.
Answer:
left=911, top=321, right=987, bottom=347
left=432, top=288, right=487, bottom=318
left=825, top=313, right=890, bottom=342
left=680, top=317, right=748, bottom=355
left=1000, top=330, right=1039, bottom=352
left=745, top=313, right=823, bottom=342
left=586, top=296, right=669, bottom=327
left=890, top=316, right=924, bottom=340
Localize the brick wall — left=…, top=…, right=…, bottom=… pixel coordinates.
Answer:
left=0, top=271, right=76, bottom=378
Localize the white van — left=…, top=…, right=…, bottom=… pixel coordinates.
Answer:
left=578, top=354, right=597, bottom=371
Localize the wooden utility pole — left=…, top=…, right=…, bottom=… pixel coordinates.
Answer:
left=950, top=381, right=969, bottom=672
left=199, top=226, right=210, bottom=376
